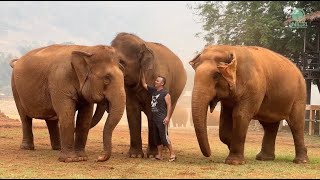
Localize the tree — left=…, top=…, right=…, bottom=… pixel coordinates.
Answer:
left=0, top=52, right=14, bottom=95
left=190, top=1, right=320, bottom=59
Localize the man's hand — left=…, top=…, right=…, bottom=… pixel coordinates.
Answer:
left=163, top=117, right=170, bottom=125
left=141, top=72, right=148, bottom=90
left=164, top=94, right=172, bottom=124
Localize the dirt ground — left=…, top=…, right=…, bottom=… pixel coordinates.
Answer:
left=1, top=109, right=320, bottom=178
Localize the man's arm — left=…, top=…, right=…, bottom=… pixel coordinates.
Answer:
left=163, top=93, right=172, bottom=125
left=141, top=72, right=148, bottom=90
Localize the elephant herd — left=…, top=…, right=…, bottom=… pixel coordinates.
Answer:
left=9, top=32, right=309, bottom=165
left=171, top=107, right=220, bottom=127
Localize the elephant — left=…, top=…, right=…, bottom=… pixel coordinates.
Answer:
left=10, top=44, right=126, bottom=162
left=189, top=45, right=309, bottom=165
left=171, top=106, right=188, bottom=127
left=91, top=32, right=187, bottom=158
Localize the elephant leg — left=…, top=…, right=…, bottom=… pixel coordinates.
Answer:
left=12, top=84, right=34, bottom=150
left=219, top=106, right=233, bottom=150
left=52, top=99, right=78, bottom=163
left=287, top=102, right=309, bottom=164
left=225, top=104, right=252, bottom=165
left=126, top=97, right=144, bottom=158
left=256, top=121, right=280, bottom=161
left=20, top=115, right=34, bottom=150
left=74, top=104, right=94, bottom=161
left=45, top=120, right=61, bottom=150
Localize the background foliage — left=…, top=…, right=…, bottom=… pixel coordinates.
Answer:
left=190, top=1, right=320, bottom=58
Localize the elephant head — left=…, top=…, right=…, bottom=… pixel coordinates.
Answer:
left=189, top=47, right=237, bottom=157
left=90, top=33, right=154, bottom=130
left=72, top=46, right=126, bottom=161
left=110, top=32, right=155, bottom=88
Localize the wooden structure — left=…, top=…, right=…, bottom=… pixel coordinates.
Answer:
left=285, top=11, right=320, bottom=104
left=305, top=105, right=320, bottom=135
left=285, top=11, right=320, bottom=135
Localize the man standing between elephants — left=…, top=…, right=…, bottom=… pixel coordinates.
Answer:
left=141, top=72, right=176, bottom=162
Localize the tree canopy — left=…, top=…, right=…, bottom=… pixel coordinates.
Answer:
left=191, top=1, right=320, bottom=59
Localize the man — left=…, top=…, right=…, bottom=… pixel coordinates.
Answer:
left=141, top=72, right=176, bottom=162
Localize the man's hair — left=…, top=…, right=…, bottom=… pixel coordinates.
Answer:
left=158, top=75, right=166, bottom=86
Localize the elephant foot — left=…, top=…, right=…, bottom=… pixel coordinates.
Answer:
left=96, top=152, right=111, bottom=162
left=256, top=151, right=275, bottom=161
left=225, top=155, right=245, bottom=165
left=293, top=156, right=309, bottom=164
left=146, top=146, right=158, bottom=158
left=51, top=145, right=61, bottom=150
left=20, top=142, right=34, bottom=150
left=76, top=150, right=88, bottom=161
left=128, top=148, right=144, bottom=158
left=58, top=152, right=80, bottom=163
left=50, top=140, right=61, bottom=150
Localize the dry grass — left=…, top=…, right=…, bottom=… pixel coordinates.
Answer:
left=1, top=117, right=320, bottom=179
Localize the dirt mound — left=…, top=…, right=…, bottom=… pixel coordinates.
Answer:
left=0, top=110, right=16, bottom=121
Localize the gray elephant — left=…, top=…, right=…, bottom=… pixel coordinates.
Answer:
left=91, top=33, right=187, bottom=158
left=189, top=45, right=308, bottom=165
left=11, top=44, right=126, bottom=162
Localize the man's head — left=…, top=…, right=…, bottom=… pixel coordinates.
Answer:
left=154, top=75, right=166, bottom=88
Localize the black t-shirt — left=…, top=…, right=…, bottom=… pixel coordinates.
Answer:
left=147, top=85, right=168, bottom=122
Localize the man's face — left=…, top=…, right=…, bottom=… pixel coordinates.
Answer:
left=154, top=77, right=164, bottom=88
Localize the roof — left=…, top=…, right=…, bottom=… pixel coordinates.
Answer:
left=284, top=11, right=320, bottom=25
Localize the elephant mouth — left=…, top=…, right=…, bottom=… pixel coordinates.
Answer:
left=209, top=97, right=219, bottom=113
left=100, top=98, right=110, bottom=113
left=124, top=77, right=129, bottom=83
left=105, top=99, right=110, bottom=113
left=123, top=78, right=135, bottom=87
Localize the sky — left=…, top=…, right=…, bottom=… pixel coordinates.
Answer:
left=0, top=1, right=206, bottom=72
left=1, top=1, right=319, bottom=104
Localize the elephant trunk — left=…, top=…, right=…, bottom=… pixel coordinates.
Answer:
left=192, top=85, right=215, bottom=157
left=97, top=70, right=126, bottom=162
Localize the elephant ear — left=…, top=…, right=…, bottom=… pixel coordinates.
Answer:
left=71, top=51, right=93, bottom=90
left=189, top=53, right=201, bottom=70
left=217, top=52, right=237, bottom=91
left=139, top=43, right=154, bottom=72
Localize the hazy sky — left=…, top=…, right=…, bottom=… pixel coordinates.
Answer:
left=0, top=1, right=206, bottom=72
left=1, top=1, right=320, bottom=103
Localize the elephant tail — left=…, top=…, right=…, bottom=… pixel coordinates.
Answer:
left=9, top=58, right=18, bottom=68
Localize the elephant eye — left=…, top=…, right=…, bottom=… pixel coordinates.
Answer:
left=213, top=72, right=221, bottom=80
left=119, top=58, right=125, bottom=64
left=103, top=75, right=111, bottom=85
left=191, top=61, right=200, bottom=69
left=118, top=59, right=126, bottom=72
